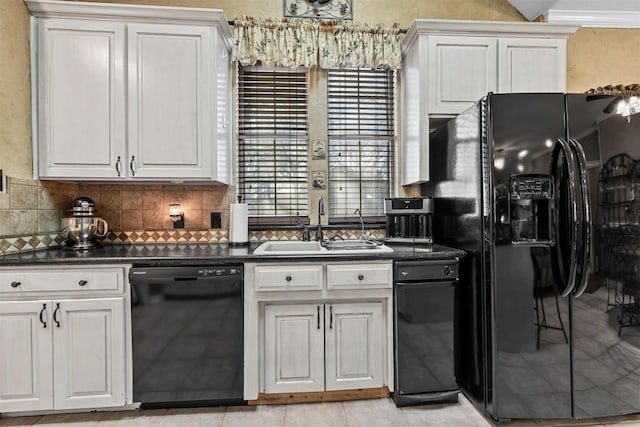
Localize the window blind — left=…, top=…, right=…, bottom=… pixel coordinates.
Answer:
left=237, top=66, right=309, bottom=224
left=327, top=68, right=395, bottom=221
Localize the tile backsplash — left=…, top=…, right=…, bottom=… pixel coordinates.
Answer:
left=0, top=178, right=385, bottom=255
left=0, top=178, right=235, bottom=254
left=0, top=177, right=79, bottom=253
left=76, top=183, right=234, bottom=232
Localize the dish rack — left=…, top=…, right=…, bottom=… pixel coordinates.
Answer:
left=597, top=153, right=640, bottom=334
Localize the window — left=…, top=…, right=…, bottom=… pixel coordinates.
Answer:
left=237, top=66, right=309, bottom=224
left=327, top=68, right=396, bottom=222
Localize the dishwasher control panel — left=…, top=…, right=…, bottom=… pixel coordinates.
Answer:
left=196, top=267, right=242, bottom=277
left=129, top=265, right=243, bottom=283
left=395, top=260, right=459, bottom=282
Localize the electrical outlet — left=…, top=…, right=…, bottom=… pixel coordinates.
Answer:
left=211, top=212, right=222, bottom=229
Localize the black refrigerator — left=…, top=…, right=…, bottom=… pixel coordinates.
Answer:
left=425, top=93, right=640, bottom=421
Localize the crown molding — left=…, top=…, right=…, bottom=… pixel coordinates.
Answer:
left=508, top=0, right=640, bottom=28
left=402, top=19, right=578, bottom=53
left=24, top=0, right=233, bottom=42
left=545, top=8, right=640, bottom=28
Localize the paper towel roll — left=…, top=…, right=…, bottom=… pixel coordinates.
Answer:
left=229, top=203, right=248, bottom=244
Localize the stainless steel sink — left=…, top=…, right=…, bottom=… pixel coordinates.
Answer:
left=253, top=240, right=393, bottom=255
left=322, top=240, right=384, bottom=251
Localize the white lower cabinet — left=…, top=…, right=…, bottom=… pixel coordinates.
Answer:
left=264, top=302, right=384, bottom=394
left=325, top=302, right=383, bottom=391
left=264, top=304, right=324, bottom=393
left=0, top=301, right=53, bottom=412
left=0, top=266, right=129, bottom=414
left=244, top=260, right=393, bottom=399
left=53, top=298, right=125, bottom=410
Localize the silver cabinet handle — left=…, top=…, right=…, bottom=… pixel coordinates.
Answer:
left=10, top=281, right=20, bottom=288
left=130, top=156, right=136, bottom=176
left=53, top=303, right=61, bottom=328
left=78, top=280, right=87, bottom=287
left=317, top=305, right=321, bottom=330
left=115, top=156, right=122, bottom=177
left=329, top=305, right=333, bottom=329
left=39, top=303, right=47, bottom=328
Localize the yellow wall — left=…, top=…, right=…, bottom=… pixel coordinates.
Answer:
left=3, top=0, right=640, bottom=217
left=567, top=28, right=640, bottom=92
left=0, top=0, right=32, bottom=179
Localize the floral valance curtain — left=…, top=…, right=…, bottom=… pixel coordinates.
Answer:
left=232, top=17, right=402, bottom=69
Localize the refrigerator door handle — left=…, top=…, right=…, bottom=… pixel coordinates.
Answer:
left=550, top=138, right=580, bottom=297
left=569, top=138, right=592, bottom=298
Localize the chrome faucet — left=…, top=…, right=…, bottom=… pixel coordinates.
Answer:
left=354, top=208, right=366, bottom=241
left=316, top=196, right=325, bottom=242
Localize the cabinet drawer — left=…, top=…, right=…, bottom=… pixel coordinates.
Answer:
left=327, top=263, right=392, bottom=290
left=0, top=268, right=123, bottom=294
left=254, top=265, right=323, bottom=291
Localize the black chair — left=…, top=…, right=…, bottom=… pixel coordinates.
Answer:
left=614, top=226, right=640, bottom=335
left=598, top=227, right=625, bottom=312
left=531, top=248, right=568, bottom=349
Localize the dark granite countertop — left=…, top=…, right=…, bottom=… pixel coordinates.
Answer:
left=0, top=242, right=465, bottom=266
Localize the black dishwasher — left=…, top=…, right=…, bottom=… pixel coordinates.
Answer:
left=393, top=259, right=459, bottom=407
left=129, top=265, right=244, bottom=408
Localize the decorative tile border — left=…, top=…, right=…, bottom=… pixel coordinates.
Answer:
left=0, top=228, right=387, bottom=256
left=0, top=233, right=65, bottom=255
left=103, top=230, right=230, bottom=245
left=249, top=228, right=385, bottom=242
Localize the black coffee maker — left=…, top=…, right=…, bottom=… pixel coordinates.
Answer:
left=384, top=197, right=433, bottom=244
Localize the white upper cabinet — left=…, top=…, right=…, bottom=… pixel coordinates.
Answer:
left=497, top=38, right=567, bottom=93
left=214, top=29, right=232, bottom=184
left=127, top=23, right=212, bottom=179
left=35, top=19, right=126, bottom=180
left=428, top=36, right=498, bottom=115
left=26, top=0, right=233, bottom=183
left=400, top=19, right=577, bottom=185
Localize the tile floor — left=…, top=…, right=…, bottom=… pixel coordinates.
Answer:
left=1, top=395, right=640, bottom=427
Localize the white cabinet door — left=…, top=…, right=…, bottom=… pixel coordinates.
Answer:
left=325, top=302, right=384, bottom=391
left=36, top=19, right=125, bottom=179
left=428, top=36, right=497, bottom=115
left=213, top=31, right=231, bottom=184
left=498, top=38, right=567, bottom=93
left=127, top=23, right=212, bottom=179
left=264, top=304, right=324, bottom=393
left=52, top=298, right=126, bottom=410
left=0, top=301, right=53, bottom=412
